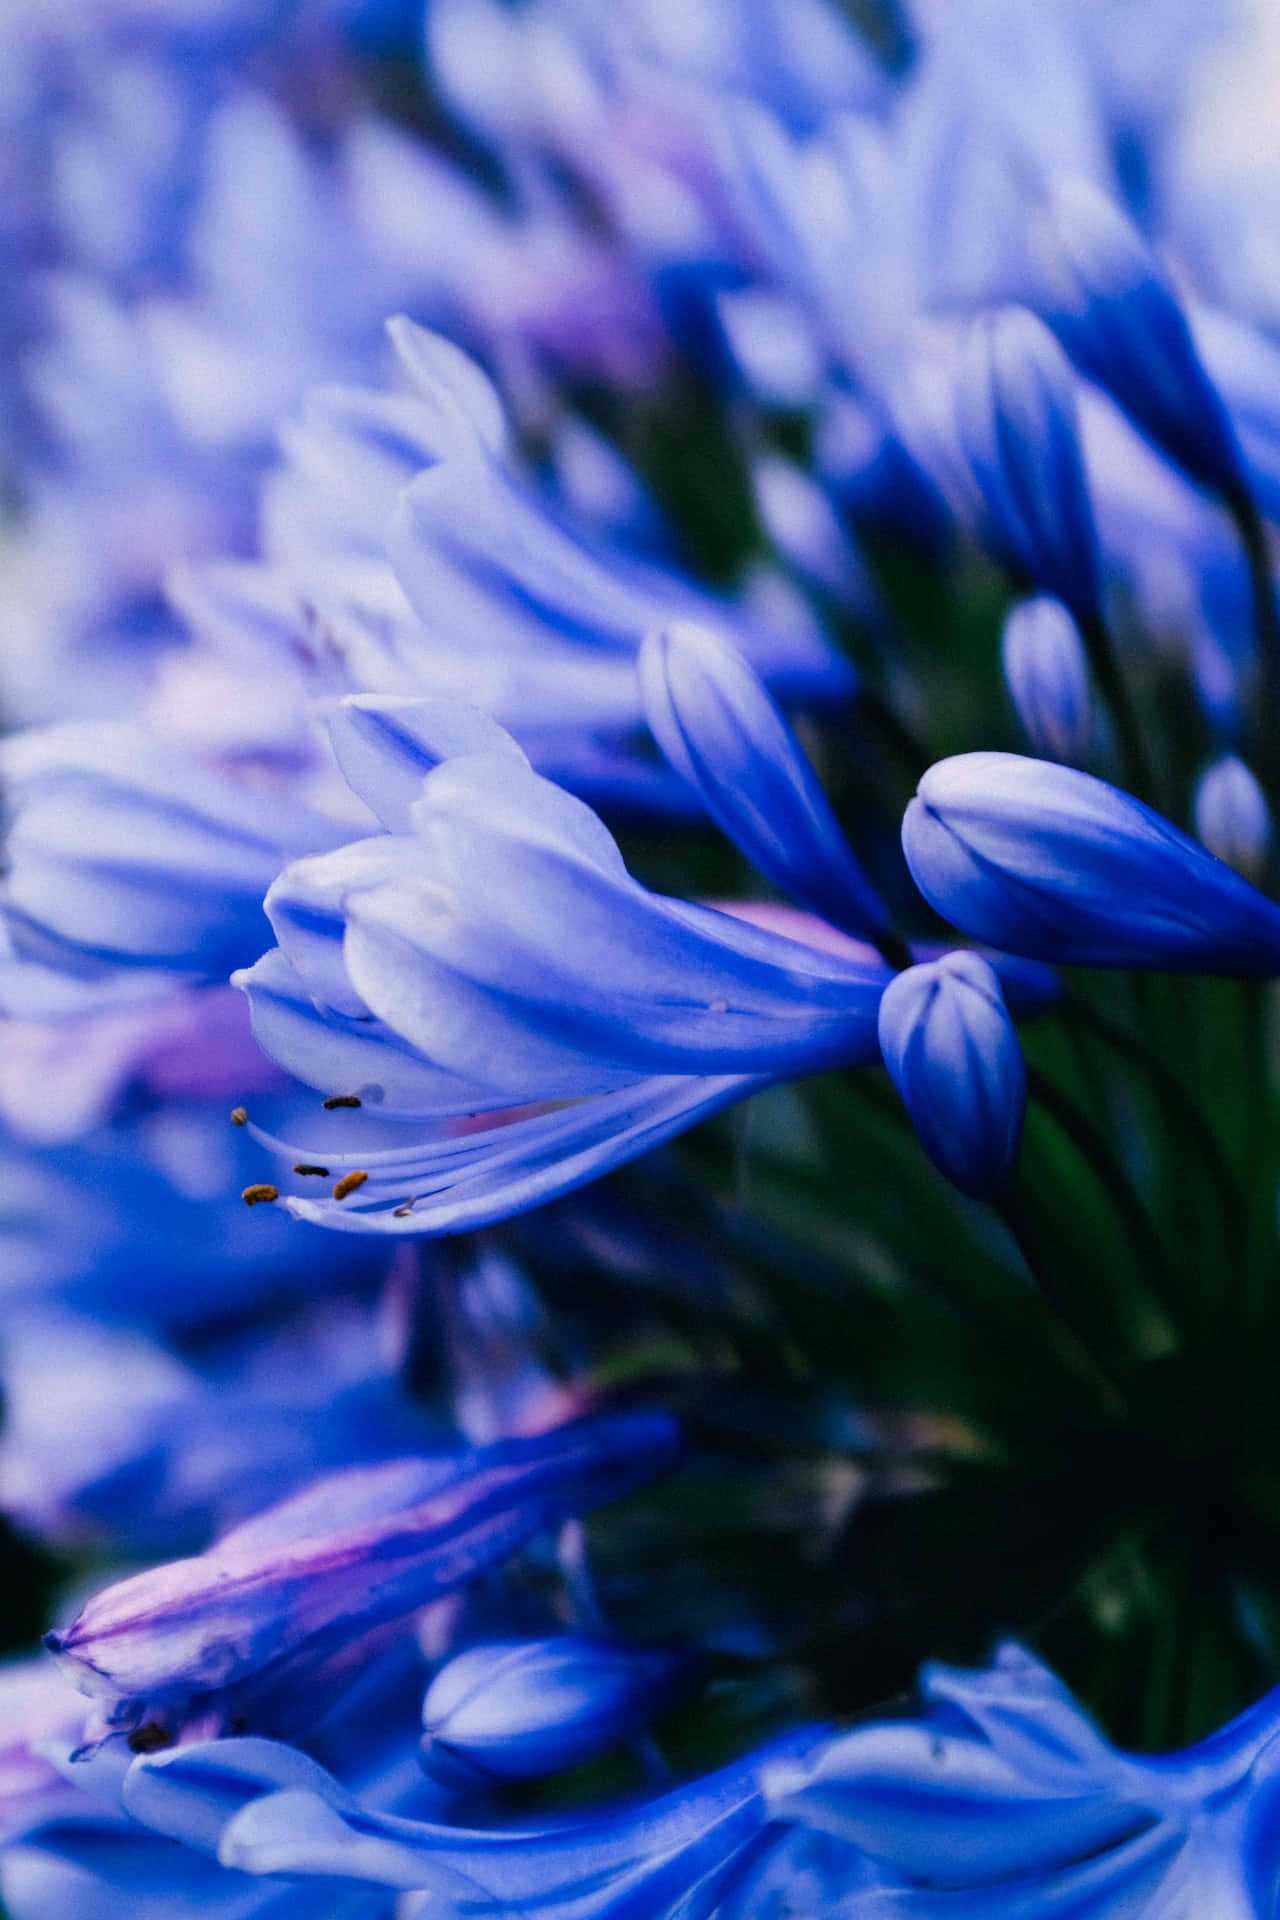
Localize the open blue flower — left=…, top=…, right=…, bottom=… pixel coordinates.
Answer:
left=233, top=659, right=898, bottom=1231
left=764, top=1641, right=1280, bottom=1916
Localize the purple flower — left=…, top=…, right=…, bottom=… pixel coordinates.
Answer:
left=44, top=1411, right=680, bottom=1743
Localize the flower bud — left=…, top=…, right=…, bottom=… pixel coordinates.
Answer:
left=955, top=308, right=1101, bottom=623
left=1036, top=175, right=1244, bottom=497
left=877, top=953, right=1025, bottom=1198
left=903, top=752, right=1280, bottom=976
left=1194, top=755, right=1272, bottom=883
left=1000, top=597, right=1091, bottom=765
left=420, top=1636, right=701, bottom=1785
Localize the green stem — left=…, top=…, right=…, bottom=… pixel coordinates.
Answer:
left=1225, top=481, right=1280, bottom=785
left=996, top=1184, right=1132, bottom=1420
left=1078, top=609, right=1156, bottom=803
left=1026, top=1064, right=1177, bottom=1322
left=856, top=684, right=930, bottom=779
left=1064, top=995, right=1244, bottom=1234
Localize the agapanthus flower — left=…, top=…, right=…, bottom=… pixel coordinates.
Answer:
left=877, top=952, right=1026, bottom=1199
left=903, top=750, right=1280, bottom=974
left=121, top=1721, right=826, bottom=1919
left=1001, top=596, right=1093, bottom=766
left=45, top=1410, right=679, bottom=1744
left=419, top=1635, right=702, bottom=1785
left=1194, top=753, right=1272, bottom=881
left=765, top=1640, right=1280, bottom=1915
left=228, top=619, right=1075, bottom=1232
left=7, top=13, right=1280, bottom=1920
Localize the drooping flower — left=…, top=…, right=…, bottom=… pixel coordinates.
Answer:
left=44, top=1411, right=679, bottom=1743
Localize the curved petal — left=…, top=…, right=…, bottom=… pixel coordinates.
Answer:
left=210, top=1729, right=821, bottom=1920
left=254, top=1073, right=769, bottom=1236
left=234, top=946, right=506, bottom=1117
left=325, top=695, right=527, bottom=834
left=334, top=755, right=889, bottom=1099
left=640, top=623, right=887, bottom=941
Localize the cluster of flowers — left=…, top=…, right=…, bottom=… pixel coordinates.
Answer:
left=7, top=0, right=1280, bottom=1915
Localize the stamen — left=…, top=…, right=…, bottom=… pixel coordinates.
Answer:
left=230, top=1107, right=248, bottom=1126
left=332, top=1169, right=369, bottom=1200
left=292, top=1163, right=330, bottom=1177
left=322, top=1094, right=362, bottom=1110
left=242, top=1184, right=280, bottom=1208
left=393, top=1199, right=417, bottom=1217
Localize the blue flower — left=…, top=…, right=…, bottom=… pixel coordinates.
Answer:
left=903, top=751, right=1280, bottom=974
left=44, top=1411, right=679, bottom=1744
left=420, top=1636, right=702, bottom=1785
left=763, top=1641, right=1280, bottom=1915
left=1194, top=754, right=1272, bottom=883
left=0, top=722, right=341, bottom=990
left=954, top=308, right=1103, bottom=624
left=639, top=621, right=888, bottom=944
left=124, top=1723, right=825, bottom=1919
left=1000, top=596, right=1092, bottom=766
left=877, top=952, right=1026, bottom=1198
left=1035, top=173, right=1246, bottom=499
left=232, top=693, right=894, bottom=1231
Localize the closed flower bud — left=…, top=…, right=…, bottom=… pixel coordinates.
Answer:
left=956, top=308, right=1101, bottom=623
left=420, top=1636, right=701, bottom=1786
left=1194, top=755, right=1272, bottom=883
left=1000, top=597, right=1091, bottom=765
left=1036, top=174, right=1244, bottom=498
left=877, top=953, right=1025, bottom=1198
left=903, top=752, right=1280, bottom=976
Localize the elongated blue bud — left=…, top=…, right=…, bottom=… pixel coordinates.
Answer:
left=903, top=752, right=1280, bottom=975
left=956, top=308, right=1101, bottom=623
left=639, top=621, right=890, bottom=942
left=420, top=1636, right=701, bottom=1786
left=877, top=953, right=1025, bottom=1198
left=43, top=1413, right=680, bottom=1744
left=1000, top=597, right=1091, bottom=765
left=1194, top=755, right=1272, bottom=883
left=1036, top=175, right=1244, bottom=497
